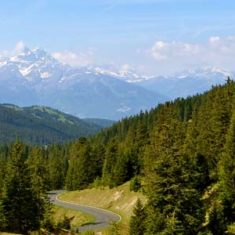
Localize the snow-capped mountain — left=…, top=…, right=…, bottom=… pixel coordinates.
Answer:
left=0, top=46, right=165, bottom=120
left=5, top=46, right=65, bottom=83
left=136, top=67, right=233, bottom=100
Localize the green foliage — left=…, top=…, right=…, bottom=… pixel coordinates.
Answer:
left=206, top=201, right=227, bottom=235
left=145, top=153, right=206, bottom=234
left=0, top=142, right=52, bottom=234
left=210, top=109, right=235, bottom=233
left=57, top=215, right=71, bottom=230
left=129, top=199, right=146, bottom=235
left=130, top=176, right=141, bottom=192
left=102, top=140, right=118, bottom=186
left=0, top=142, right=48, bottom=233
left=219, top=110, right=235, bottom=203
left=82, top=231, right=95, bottom=235
left=47, top=144, right=68, bottom=189
left=66, top=138, right=103, bottom=190
left=109, top=222, right=122, bottom=235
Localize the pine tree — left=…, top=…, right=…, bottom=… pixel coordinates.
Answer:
left=47, top=144, right=67, bottom=189
left=102, top=139, right=118, bottom=186
left=27, top=147, right=51, bottom=228
left=65, top=140, right=82, bottom=190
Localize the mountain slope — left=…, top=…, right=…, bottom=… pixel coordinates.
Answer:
left=0, top=104, right=102, bottom=145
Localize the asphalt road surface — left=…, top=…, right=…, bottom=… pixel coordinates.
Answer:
left=48, top=190, right=121, bottom=232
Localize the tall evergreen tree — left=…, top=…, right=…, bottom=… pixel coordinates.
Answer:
left=129, top=199, right=146, bottom=235
left=47, top=144, right=67, bottom=189
left=27, top=147, right=51, bottom=227
left=1, top=142, right=45, bottom=234
left=102, top=139, right=118, bottom=186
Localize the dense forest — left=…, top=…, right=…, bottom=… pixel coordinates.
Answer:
left=1, top=79, right=235, bottom=234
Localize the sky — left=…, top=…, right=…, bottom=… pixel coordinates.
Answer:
left=0, top=0, right=235, bottom=76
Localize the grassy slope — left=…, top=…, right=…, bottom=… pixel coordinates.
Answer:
left=59, top=182, right=146, bottom=234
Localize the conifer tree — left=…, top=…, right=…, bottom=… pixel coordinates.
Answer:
left=47, top=144, right=67, bottom=189
left=102, top=139, right=118, bottom=186
left=65, top=140, right=82, bottom=190
left=1, top=142, right=44, bottom=234
left=129, top=199, right=146, bottom=235
left=27, top=147, right=51, bottom=227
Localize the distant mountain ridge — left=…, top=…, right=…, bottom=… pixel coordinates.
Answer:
left=0, top=104, right=104, bottom=145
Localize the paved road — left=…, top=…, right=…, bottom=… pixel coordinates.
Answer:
left=48, top=191, right=121, bottom=232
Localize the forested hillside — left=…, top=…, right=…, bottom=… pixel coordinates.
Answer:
left=0, top=104, right=102, bottom=144
left=1, top=79, right=235, bottom=234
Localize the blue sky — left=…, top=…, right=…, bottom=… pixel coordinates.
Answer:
left=0, top=0, right=235, bottom=75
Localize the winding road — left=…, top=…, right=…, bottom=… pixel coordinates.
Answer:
left=48, top=191, right=121, bottom=232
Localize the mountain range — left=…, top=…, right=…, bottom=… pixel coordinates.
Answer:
left=0, top=46, right=232, bottom=120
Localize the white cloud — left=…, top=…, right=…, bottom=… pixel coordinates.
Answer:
left=52, top=50, right=94, bottom=67
left=150, top=35, right=235, bottom=74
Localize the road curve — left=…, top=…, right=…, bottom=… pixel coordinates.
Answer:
left=48, top=190, right=121, bottom=232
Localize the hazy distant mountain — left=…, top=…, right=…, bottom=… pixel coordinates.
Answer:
left=0, top=46, right=165, bottom=120
left=0, top=104, right=102, bottom=145
left=136, top=67, right=232, bottom=100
